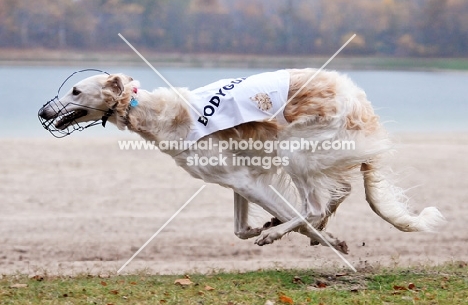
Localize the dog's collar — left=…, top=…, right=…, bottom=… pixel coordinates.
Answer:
left=101, top=87, right=138, bottom=128
left=123, top=96, right=139, bottom=128
left=123, top=87, right=139, bottom=129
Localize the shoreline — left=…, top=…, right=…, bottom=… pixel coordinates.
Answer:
left=1, top=48, right=468, bottom=71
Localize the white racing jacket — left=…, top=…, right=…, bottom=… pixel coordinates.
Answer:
left=186, top=70, right=290, bottom=142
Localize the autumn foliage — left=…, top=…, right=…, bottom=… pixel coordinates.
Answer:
left=0, top=0, right=467, bottom=57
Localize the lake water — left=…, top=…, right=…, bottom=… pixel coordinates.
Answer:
left=0, top=66, right=466, bottom=138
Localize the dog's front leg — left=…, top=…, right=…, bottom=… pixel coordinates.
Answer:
left=234, top=192, right=263, bottom=239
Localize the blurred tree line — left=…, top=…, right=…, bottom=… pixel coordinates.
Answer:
left=1, top=0, right=467, bottom=57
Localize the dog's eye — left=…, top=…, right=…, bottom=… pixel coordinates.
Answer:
left=72, top=88, right=81, bottom=96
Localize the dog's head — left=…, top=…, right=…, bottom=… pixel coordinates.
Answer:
left=38, top=73, right=137, bottom=136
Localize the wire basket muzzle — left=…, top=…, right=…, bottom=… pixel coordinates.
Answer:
left=38, top=96, right=94, bottom=138
left=37, top=69, right=110, bottom=138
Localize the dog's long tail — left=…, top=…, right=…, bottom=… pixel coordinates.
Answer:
left=361, top=163, right=445, bottom=232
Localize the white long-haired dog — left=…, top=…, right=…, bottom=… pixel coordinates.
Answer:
left=38, top=68, right=445, bottom=253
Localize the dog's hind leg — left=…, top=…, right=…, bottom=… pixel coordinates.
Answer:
left=319, top=182, right=351, bottom=230
left=310, top=182, right=351, bottom=247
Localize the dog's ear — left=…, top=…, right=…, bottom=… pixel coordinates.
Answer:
left=103, top=74, right=125, bottom=96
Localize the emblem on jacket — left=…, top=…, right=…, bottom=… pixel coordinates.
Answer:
left=250, top=93, right=272, bottom=111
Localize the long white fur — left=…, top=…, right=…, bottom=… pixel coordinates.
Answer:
left=363, top=166, right=446, bottom=232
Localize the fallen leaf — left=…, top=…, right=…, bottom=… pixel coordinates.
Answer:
left=130, top=281, right=137, bottom=285
left=335, top=272, right=348, bottom=277
left=393, top=285, right=407, bottom=291
left=159, top=300, right=167, bottom=304
left=10, top=284, right=28, bottom=288
left=316, top=281, right=327, bottom=288
left=110, top=290, right=119, bottom=295
left=174, top=278, right=193, bottom=286
left=279, top=294, right=294, bottom=304
left=198, top=291, right=204, bottom=296
left=205, top=285, right=215, bottom=291
left=408, top=283, right=416, bottom=290
left=100, top=281, right=107, bottom=286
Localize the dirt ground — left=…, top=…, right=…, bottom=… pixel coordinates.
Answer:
left=1, top=133, right=467, bottom=275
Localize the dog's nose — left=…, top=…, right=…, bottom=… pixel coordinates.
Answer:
left=38, top=107, right=46, bottom=119
left=38, top=106, right=51, bottom=120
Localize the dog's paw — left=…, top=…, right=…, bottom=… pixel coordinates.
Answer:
left=322, top=232, right=349, bottom=254
left=254, top=228, right=284, bottom=246
left=310, top=239, right=320, bottom=246
left=235, top=227, right=263, bottom=240
left=310, top=232, right=349, bottom=254
left=336, top=241, right=349, bottom=254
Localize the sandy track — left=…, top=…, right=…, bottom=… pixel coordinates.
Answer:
left=1, top=134, right=467, bottom=275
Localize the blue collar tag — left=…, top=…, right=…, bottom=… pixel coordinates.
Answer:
left=130, top=97, right=139, bottom=107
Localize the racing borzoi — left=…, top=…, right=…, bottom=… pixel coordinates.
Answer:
left=38, top=69, right=445, bottom=253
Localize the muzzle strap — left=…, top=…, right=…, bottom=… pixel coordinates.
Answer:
left=101, top=108, right=115, bottom=127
